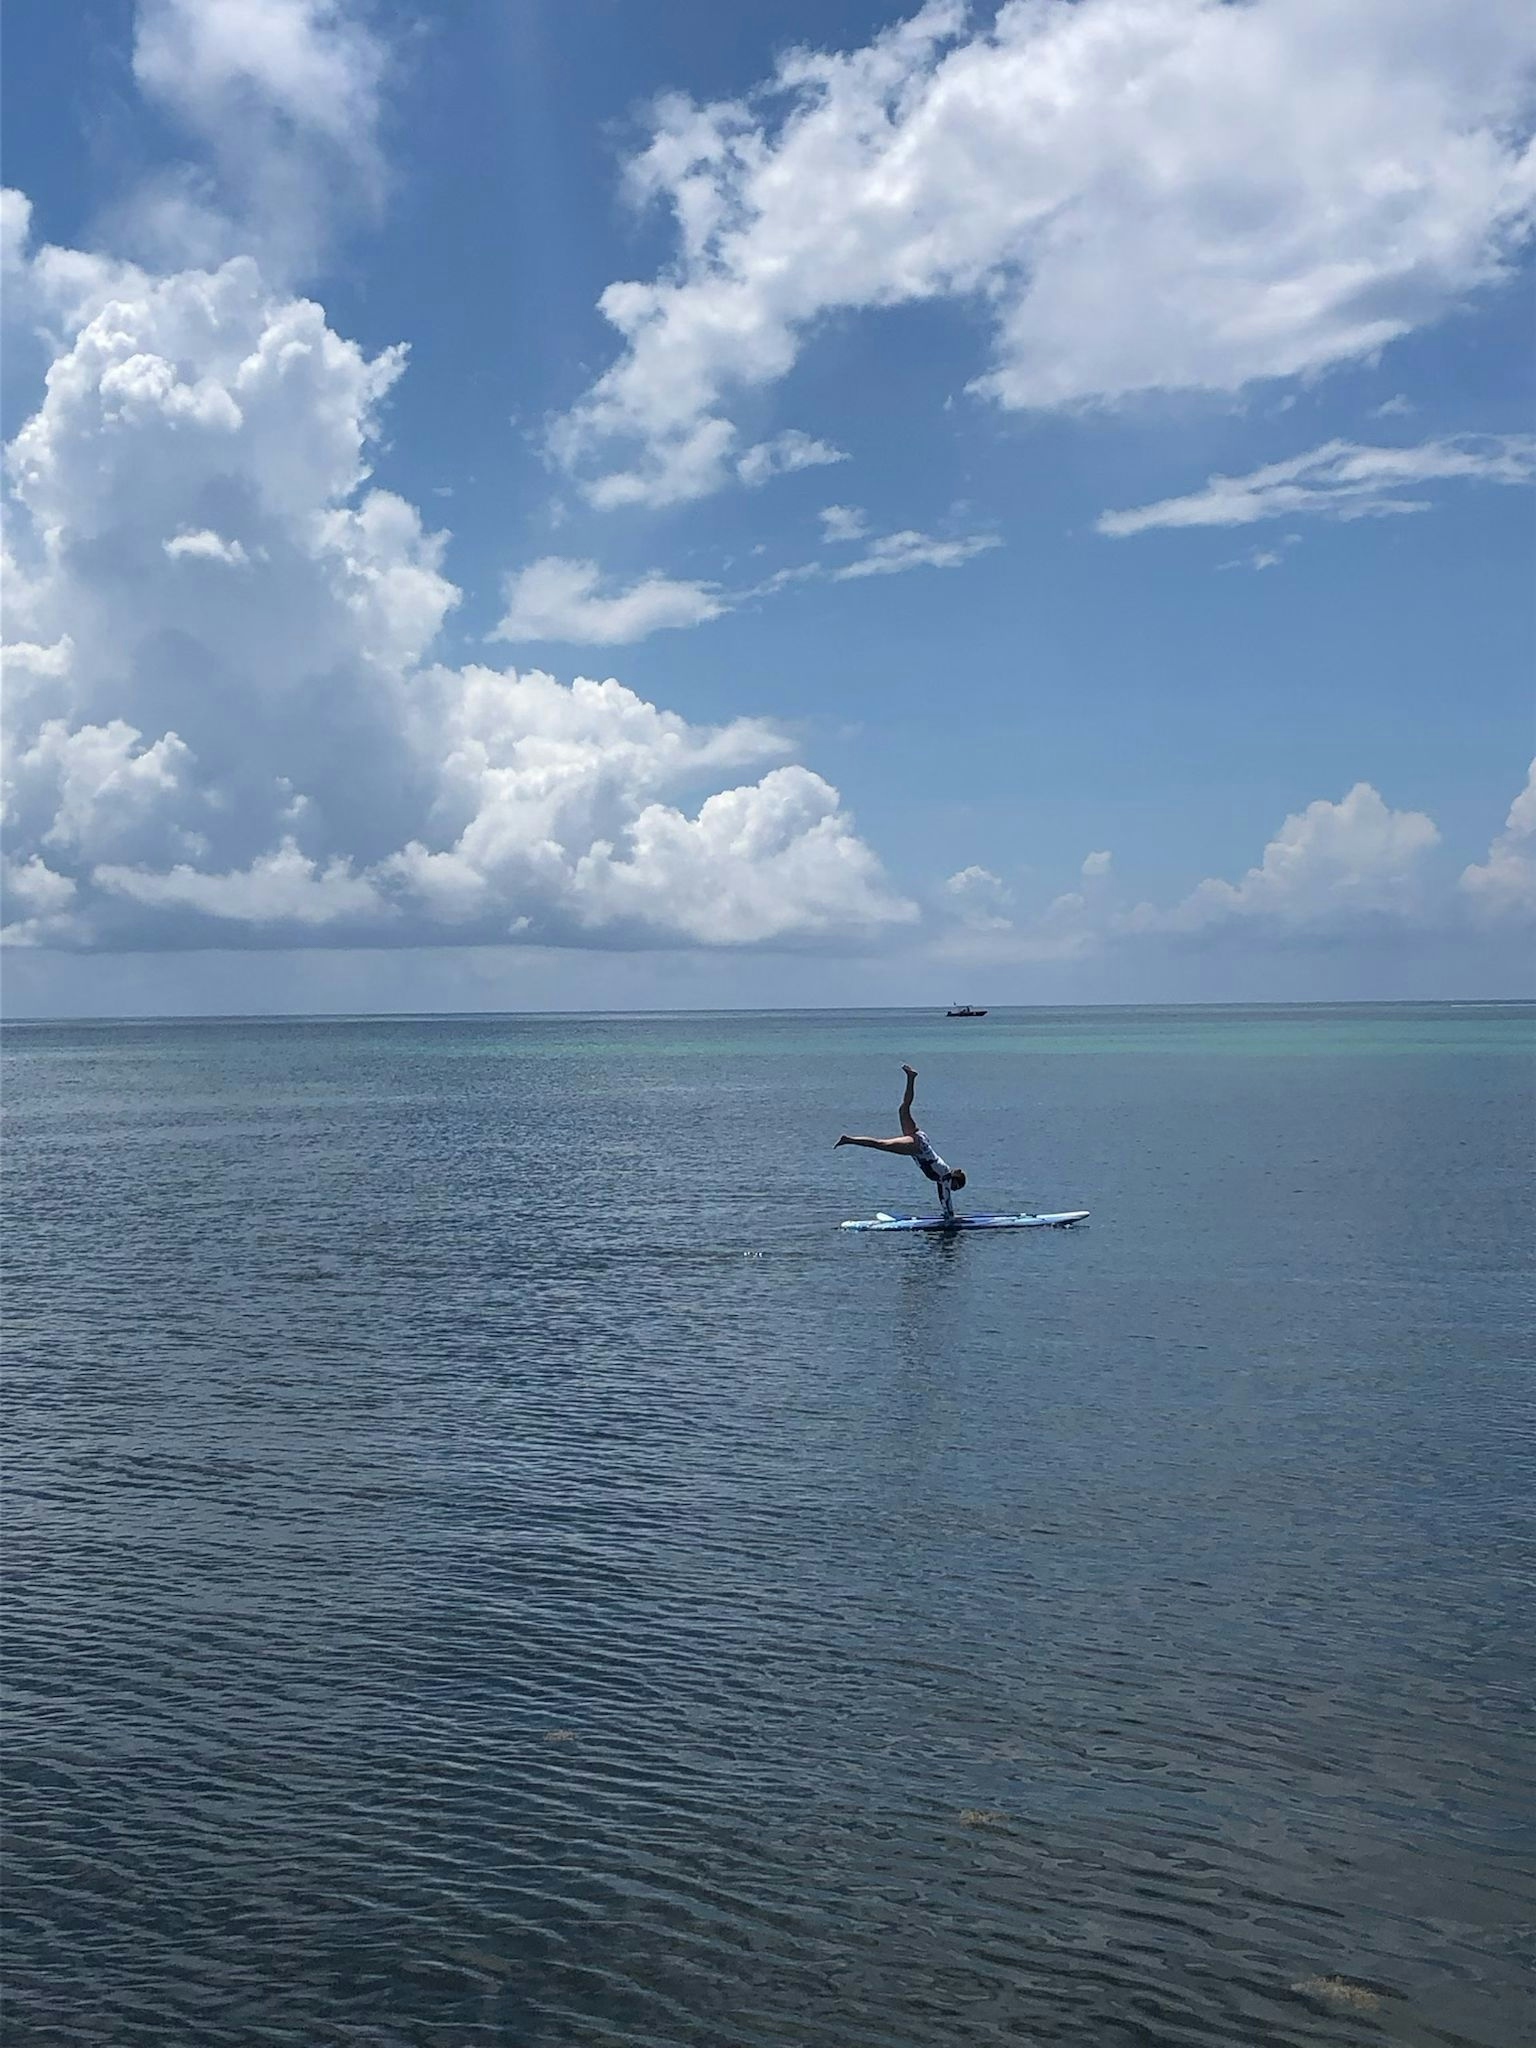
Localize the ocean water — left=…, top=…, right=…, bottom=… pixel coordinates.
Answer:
left=2, top=1003, right=1533, bottom=2048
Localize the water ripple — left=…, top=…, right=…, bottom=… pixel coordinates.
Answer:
left=4, top=1009, right=1533, bottom=2046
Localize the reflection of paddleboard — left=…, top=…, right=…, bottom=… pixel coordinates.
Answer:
left=841, top=1210, right=1089, bottom=1233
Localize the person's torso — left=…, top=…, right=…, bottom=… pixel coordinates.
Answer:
left=912, top=1128, right=951, bottom=1183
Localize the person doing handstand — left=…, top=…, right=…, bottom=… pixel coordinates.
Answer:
left=836, top=1065, right=968, bottom=1219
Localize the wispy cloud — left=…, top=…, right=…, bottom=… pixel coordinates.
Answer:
left=736, top=430, right=846, bottom=488
left=491, top=558, right=723, bottom=645
left=1217, top=534, right=1302, bottom=571
left=832, top=530, right=1000, bottom=580
left=1099, top=435, right=1536, bottom=537
left=496, top=517, right=1000, bottom=645
left=128, top=0, right=390, bottom=276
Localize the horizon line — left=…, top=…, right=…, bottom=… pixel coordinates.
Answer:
left=3, top=997, right=1533, bottom=1028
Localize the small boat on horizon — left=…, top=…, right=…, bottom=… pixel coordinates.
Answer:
left=946, top=1003, right=988, bottom=1018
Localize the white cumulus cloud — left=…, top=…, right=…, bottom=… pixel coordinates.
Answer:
left=1, top=229, right=913, bottom=956
left=1099, top=435, right=1536, bottom=536
left=1460, top=760, right=1536, bottom=919
left=96, top=837, right=386, bottom=927
left=7, top=719, right=196, bottom=866
left=572, top=765, right=913, bottom=944
left=943, top=864, right=1012, bottom=930
left=3, top=188, right=151, bottom=350
left=551, top=0, right=1536, bottom=506
left=819, top=504, right=869, bottom=543
left=1, top=854, right=81, bottom=947
left=938, top=784, right=1465, bottom=966
left=164, top=527, right=249, bottom=564
left=1124, top=783, right=1440, bottom=932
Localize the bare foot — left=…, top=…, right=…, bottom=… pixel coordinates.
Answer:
left=834, top=1134, right=850, bottom=1147
left=901, top=1063, right=917, bottom=1079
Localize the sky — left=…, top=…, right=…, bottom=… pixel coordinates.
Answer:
left=2, top=0, right=1533, bottom=1017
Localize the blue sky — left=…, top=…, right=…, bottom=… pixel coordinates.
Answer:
left=2, top=0, right=1533, bottom=1015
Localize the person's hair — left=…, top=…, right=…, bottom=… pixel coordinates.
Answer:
left=950, top=1168, right=967, bottom=1189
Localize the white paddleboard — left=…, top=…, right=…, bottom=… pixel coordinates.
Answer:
left=841, top=1209, right=1089, bottom=1233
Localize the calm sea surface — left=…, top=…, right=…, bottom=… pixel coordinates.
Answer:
left=3, top=1005, right=1533, bottom=2048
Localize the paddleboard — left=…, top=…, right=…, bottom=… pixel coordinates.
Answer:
left=841, top=1209, right=1089, bottom=1232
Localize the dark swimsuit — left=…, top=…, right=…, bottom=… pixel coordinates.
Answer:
left=910, top=1127, right=957, bottom=1211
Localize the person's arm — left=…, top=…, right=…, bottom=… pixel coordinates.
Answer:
left=940, top=1178, right=956, bottom=1219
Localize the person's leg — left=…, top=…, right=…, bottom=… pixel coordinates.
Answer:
left=834, top=1134, right=918, bottom=1153
left=898, top=1063, right=918, bottom=1138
